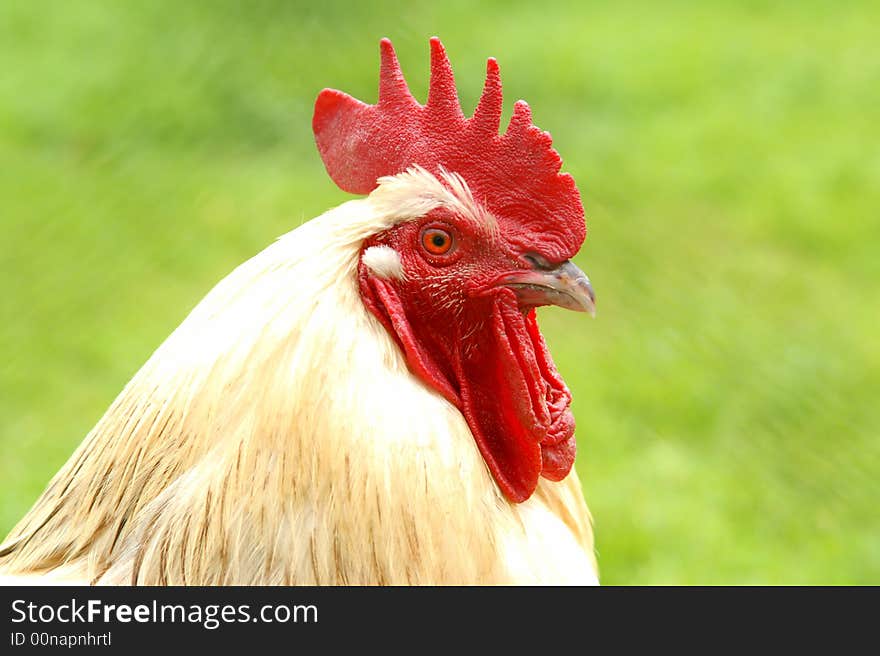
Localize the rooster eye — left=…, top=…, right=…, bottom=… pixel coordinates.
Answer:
left=420, top=227, right=454, bottom=255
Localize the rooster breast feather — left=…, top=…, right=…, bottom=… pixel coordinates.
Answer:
left=0, top=169, right=596, bottom=585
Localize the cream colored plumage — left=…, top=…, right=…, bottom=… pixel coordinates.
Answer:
left=0, top=168, right=597, bottom=585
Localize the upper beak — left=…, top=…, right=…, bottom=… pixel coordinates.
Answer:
left=499, top=259, right=596, bottom=316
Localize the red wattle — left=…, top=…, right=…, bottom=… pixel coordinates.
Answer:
left=360, top=267, right=577, bottom=503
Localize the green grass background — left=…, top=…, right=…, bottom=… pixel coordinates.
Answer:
left=1, top=0, right=877, bottom=584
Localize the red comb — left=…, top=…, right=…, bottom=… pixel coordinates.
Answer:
left=313, top=37, right=585, bottom=259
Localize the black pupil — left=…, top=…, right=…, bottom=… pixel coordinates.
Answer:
left=431, top=233, right=446, bottom=248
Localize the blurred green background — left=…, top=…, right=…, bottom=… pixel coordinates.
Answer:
left=1, top=0, right=878, bottom=584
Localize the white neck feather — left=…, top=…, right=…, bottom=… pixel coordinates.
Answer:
left=0, top=170, right=596, bottom=584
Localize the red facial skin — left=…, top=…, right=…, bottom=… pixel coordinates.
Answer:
left=358, top=207, right=576, bottom=503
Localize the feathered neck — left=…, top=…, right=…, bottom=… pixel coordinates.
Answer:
left=1, top=172, right=594, bottom=584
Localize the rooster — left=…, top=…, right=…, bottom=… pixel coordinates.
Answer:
left=0, top=38, right=598, bottom=585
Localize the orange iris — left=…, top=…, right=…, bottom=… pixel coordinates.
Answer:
left=421, top=228, right=453, bottom=255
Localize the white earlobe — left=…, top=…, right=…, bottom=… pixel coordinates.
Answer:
left=362, top=245, right=406, bottom=281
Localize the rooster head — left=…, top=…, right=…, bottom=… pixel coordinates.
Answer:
left=313, top=38, right=594, bottom=503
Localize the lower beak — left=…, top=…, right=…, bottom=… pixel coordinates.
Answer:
left=500, top=260, right=596, bottom=316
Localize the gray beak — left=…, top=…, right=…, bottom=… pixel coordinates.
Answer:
left=500, top=259, right=596, bottom=316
